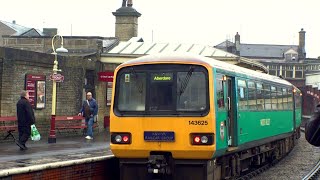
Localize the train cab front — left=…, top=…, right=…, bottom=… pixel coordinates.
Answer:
left=110, top=62, right=217, bottom=180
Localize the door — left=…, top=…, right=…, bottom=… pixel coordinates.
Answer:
left=226, top=77, right=236, bottom=147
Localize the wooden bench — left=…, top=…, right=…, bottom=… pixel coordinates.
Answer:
left=0, top=116, right=18, bottom=140
left=55, top=116, right=99, bottom=135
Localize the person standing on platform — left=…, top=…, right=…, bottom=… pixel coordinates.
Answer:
left=305, top=104, right=320, bottom=146
left=78, top=92, right=98, bottom=140
left=16, top=90, right=35, bottom=150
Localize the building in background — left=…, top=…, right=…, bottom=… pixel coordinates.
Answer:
left=215, top=29, right=320, bottom=115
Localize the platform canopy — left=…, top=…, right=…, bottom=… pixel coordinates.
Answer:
left=101, top=40, right=268, bottom=73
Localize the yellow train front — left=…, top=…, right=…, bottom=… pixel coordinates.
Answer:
left=110, top=54, right=216, bottom=180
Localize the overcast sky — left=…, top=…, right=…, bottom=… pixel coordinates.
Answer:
left=1, top=0, right=319, bottom=58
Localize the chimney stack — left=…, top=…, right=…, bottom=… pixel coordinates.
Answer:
left=298, top=28, right=306, bottom=59
left=235, top=32, right=240, bottom=56
left=113, top=0, right=141, bottom=41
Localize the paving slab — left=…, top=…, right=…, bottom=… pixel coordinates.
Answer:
left=0, top=130, right=113, bottom=176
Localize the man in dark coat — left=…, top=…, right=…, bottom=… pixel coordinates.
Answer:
left=305, top=104, right=320, bottom=147
left=78, top=92, right=98, bottom=140
left=16, top=90, right=35, bottom=150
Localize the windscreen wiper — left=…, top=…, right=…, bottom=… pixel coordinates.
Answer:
left=130, top=67, right=143, bottom=94
left=178, top=66, right=194, bottom=96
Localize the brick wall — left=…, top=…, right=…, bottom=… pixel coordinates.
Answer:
left=3, top=158, right=120, bottom=180
left=0, top=47, right=100, bottom=137
left=115, top=16, right=138, bottom=41
left=2, top=36, right=117, bottom=54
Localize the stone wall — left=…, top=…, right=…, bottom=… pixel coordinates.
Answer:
left=0, top=47, right=101, bottom=137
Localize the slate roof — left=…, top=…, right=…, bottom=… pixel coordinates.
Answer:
left=0, top=20, right=44, bottom=36
left=214, top=40, right=299, bottom=58
left=239, top=43, right=298, bottom=58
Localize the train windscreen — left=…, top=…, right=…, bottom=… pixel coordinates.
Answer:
left=114, top=64, right=209, bottom=116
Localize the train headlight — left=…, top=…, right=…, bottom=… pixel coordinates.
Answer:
left=111, top=133, right=131, bottom=144
left=115, top=135, right=122, bottom=143
left=191, top=133, right=214, bottom=145
left=201, top=136, right=208, bottom=143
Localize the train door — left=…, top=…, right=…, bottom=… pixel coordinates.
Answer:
left=226, top=76, right=237, bottom=147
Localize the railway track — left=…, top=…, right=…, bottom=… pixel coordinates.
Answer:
left=300, top=127, right=320, bottom=180
left=237, top=127, right=308, bottom=180
left=302, top=159, right=320, bottom=180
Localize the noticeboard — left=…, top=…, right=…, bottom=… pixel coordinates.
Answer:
left=25, top=74, right=46, bottom=109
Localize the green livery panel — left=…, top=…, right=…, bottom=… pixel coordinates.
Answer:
left=212, top=67, right=299, bottom=158
left=237, top=111, right=293, bottom=144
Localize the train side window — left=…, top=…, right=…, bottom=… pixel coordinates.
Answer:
left=288, top=89, right=293, bottom=110
left=237, top=79, right=248, bottom=110
left=216, top=74, right=225, bottom=110
left=282, top=88, right=288, bottom=109
left=263, top=84, right=271, bottom=110
left=256, top=83, right=264, bottom=110
left=248, top=81, right=257, bottom=110
left=295, top=92, right=301, bottom=109
left=271, top=86, right=278, bottom=110
left=277, top=88, right=283, bottom=110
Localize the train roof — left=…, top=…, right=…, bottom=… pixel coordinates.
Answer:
left=120, top=53, right=292, bottom=86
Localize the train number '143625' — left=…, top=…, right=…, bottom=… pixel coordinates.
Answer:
left=188, top=120, right=208, bottom=125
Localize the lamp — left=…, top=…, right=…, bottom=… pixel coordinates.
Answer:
left=48, top=35, right=68, bottom=144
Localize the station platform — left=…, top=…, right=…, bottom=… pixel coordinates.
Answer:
left=0, top=130, right=117, bottom=179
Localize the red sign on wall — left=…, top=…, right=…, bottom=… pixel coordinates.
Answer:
left=25, top=74, right=46, bottom=109
left=98, top=72, right=114, bottom=82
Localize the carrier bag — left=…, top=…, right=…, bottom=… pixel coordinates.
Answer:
left=31, top=124, right=41, bottom=141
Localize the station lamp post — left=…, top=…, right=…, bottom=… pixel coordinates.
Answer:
left=48, top=35, right=68, bottom=143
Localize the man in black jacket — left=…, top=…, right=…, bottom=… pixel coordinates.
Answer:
left=305, top=104, right=320, bottom=147
left=16, top=90, right=35, bottom=150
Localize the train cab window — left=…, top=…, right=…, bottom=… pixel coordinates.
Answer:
left=177, top=72, right=207, bottom=111
left=282, top=88, right=288, bottom=109
left=277, top=88, right=283, bottom=110
left=271, top=86, right=278, bottom=110
left=288, top=89, right=293, bottom=110
left=150, top=73, right=174, bottom=111
left=256, top=83, right=264, bottom=110
left=263, top=84, right=272, bottom=110
left=117, top=72, right=146, bottom=111
left=216, top=74, right=225, bottom=110
left=237, top=80, right=248, bottom=110
left=248, top=81, right=257, bottom=110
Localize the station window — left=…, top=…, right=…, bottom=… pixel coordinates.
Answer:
left=286, top=71, right=293, bottom=78
left=216, top=74, right=225, bottom=110
left=263, top=84, right=271, bottom=110
left=248, top=81, right=257, bottom=110
left=295, top=71, right=303, bottom=78
left=237, top=79, right=248, bottom=110
left=269, top=70, right=276, bottom=76
left=271, top=86, right=278, bottom=110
